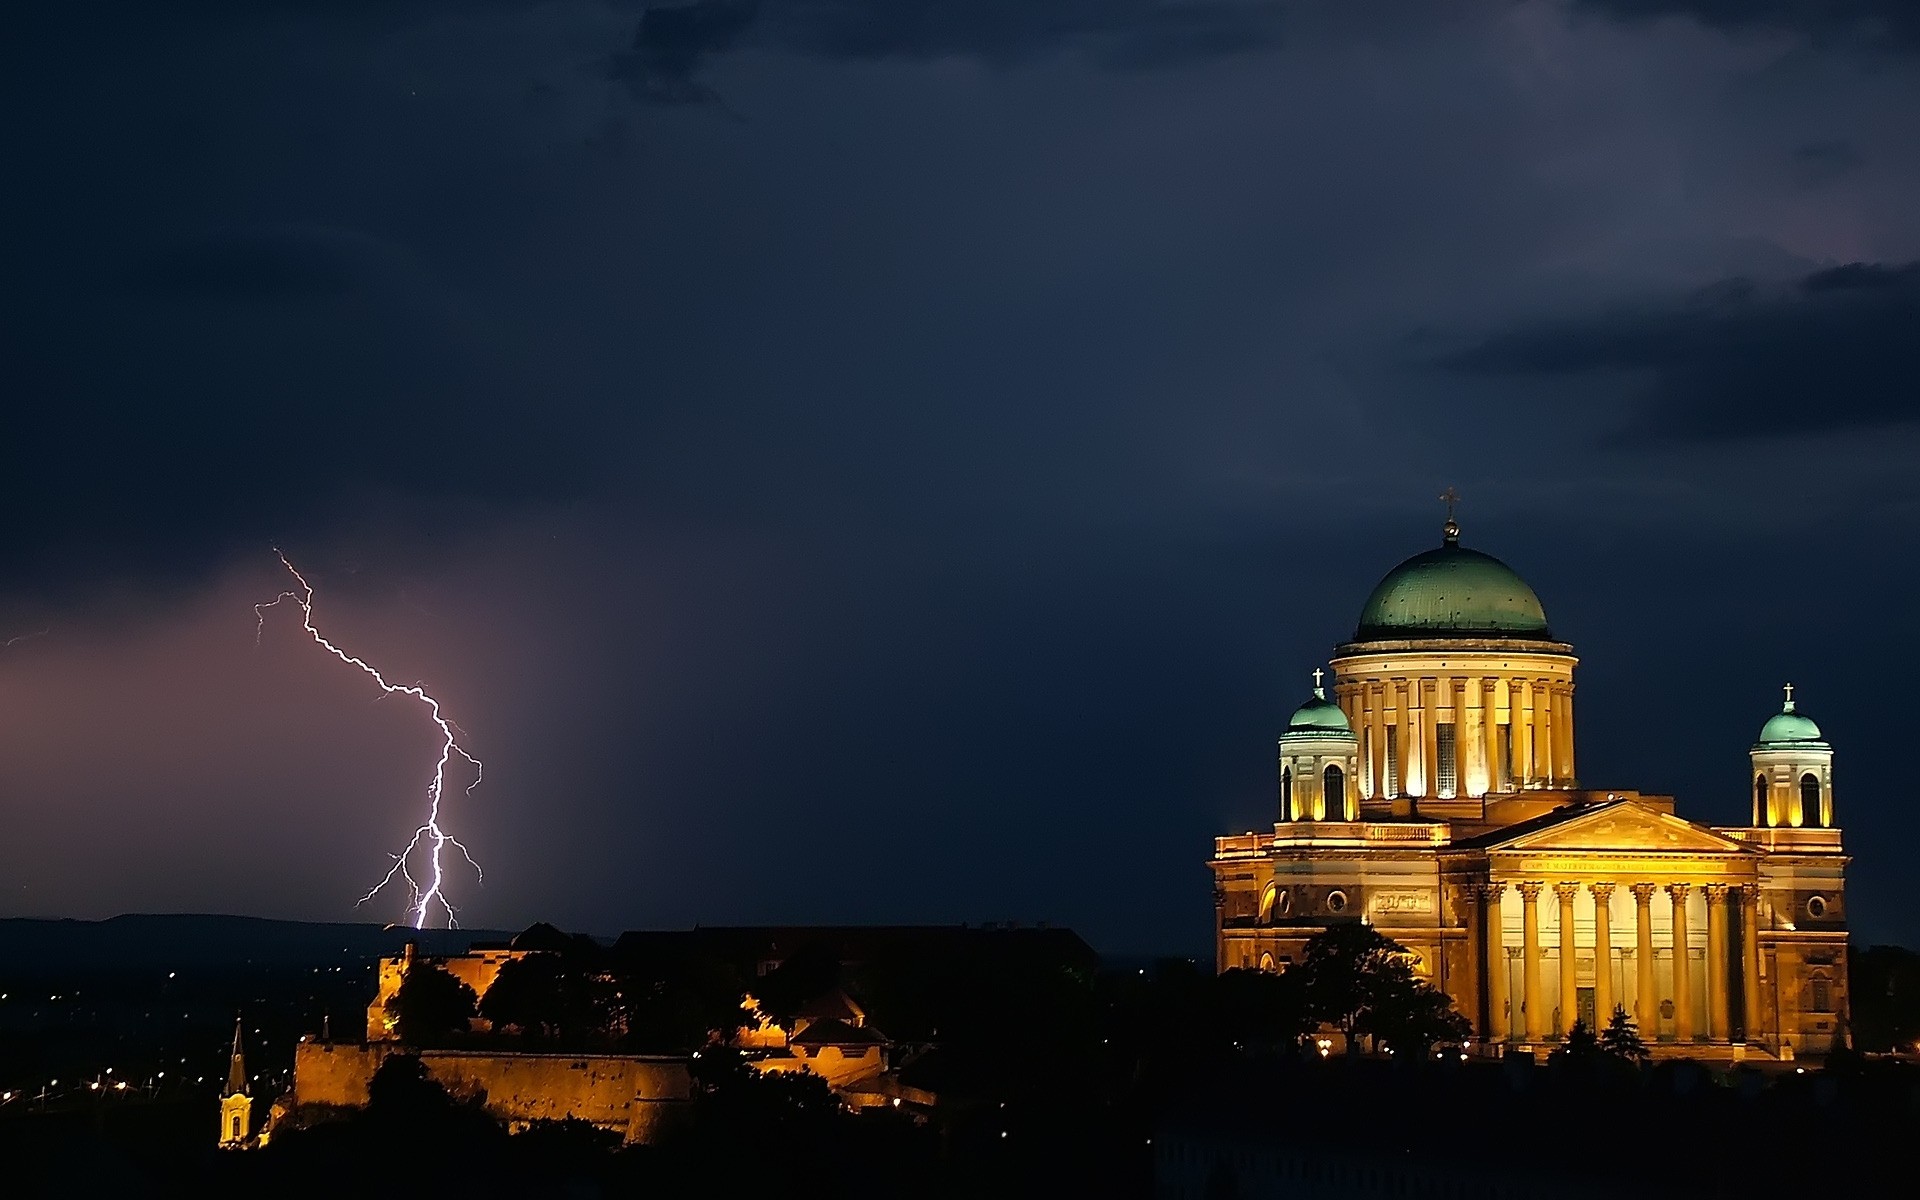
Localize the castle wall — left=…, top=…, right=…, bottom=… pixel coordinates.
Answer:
left=293, top=1042, right=692, bottom=1143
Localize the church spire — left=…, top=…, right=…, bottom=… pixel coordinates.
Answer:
left=226, top=1017, right=248, bottom=1097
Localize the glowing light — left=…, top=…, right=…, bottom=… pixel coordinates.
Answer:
left=256, top=550, right=483, bottom=928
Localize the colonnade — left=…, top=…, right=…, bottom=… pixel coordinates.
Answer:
left=1334, top=674, right=1575, bottom=801
left=1464, top=880, right=1761, bottom=1044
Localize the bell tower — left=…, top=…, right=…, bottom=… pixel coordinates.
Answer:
left=1751, top=684, right=1835, bottom=828
left=218, top=1017, right=252, bottom=1149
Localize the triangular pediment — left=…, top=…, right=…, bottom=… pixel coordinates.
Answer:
left=1484, top=801, right=1753, bottom=856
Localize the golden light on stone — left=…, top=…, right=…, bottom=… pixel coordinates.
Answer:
left=1211, top=509, right=1851, bottom=1060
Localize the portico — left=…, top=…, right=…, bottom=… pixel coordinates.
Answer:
left=1449, top=802, right=1763, bottom=1047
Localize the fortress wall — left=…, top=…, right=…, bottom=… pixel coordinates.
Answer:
left=292, top=1042, right=692, bottom=1142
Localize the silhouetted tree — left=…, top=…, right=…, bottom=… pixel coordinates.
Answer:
left=1359, top=977, right=1472, bottom=1056
left=751, top=944, right=842, bottom=1031
left=1549, top=1019, right=1602, bottom=1066
left=614, top=953, right=747, bottom=1052
left=393, top=963, right=478, bottom=1045
left=1297, top=924, right=1466, bottom=1054
left=479, top=952, right=620, bottom=1044
left=1598, top=1007, right=1649, bottom=1065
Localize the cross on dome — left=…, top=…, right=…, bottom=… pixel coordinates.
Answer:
left=1783, top=682, right=1795, bottom=711
left=1439, top=486, right=1462, bottom=546
left=1312, top=667, right=1325, bottom=697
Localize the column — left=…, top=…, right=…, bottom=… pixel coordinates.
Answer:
left=1632, top=884, right=1658, bottom=1032
left=1514, top=680, right=1533, bottom=788
left=1539, top=685, right=1556, bottom=787
left=1461, top=885, right=1484, bottom=1037
left=1704, top=884, right=1730, bottom=1041
left=1481, top=678, right=1501, bottom=795
left=1369, top=682, right=1387, bottom=800
left=1561, top=685, right=1576, bottom=785
left=1395, top=680, right=1413, bottom=799
left=1590, top=883, right=1615, bottom=1025
left=1554, top=883, right=1580, bottom=1036
left=1668, top=883, right=1694, bottom=1042
left=1740, top=887, right=1762, bottom=1042
left=1518, top=882, right=1545, bottom=1042
left=1484, top=883, right=1509, bottom=1042
left=1419, top=678, right=1438, bottom=799
left=1452, top=676, right=1470, bottom=799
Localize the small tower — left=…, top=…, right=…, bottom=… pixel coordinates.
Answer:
left=1278, top=669, right=1361, bottom=821
left=218, top=1018, right=252, bottom=1150
left=1751, top=684, right=1835, bottom=828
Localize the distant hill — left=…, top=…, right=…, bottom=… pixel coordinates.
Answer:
left=0, top=914, right=520, bottom=973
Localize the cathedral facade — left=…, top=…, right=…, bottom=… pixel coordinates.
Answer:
left=1210, top=516, right=1849, bottom=1059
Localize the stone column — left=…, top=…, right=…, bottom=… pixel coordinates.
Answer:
left=1740, top=887, right=1762, bottom=1042
left=1514, top=680, right=1533, bottom=788
left=1481, top=678, right=1501, bottom=795
left=1369, top=681, right=1387, bottom=800
left=1519, top=882, right=1545, bottom=1042
left=1554, top=883, right=1580, bottom=1036
left=1558, top=685, right=1576, bottom=785
left=1395, top=680, right=1413, bottom=799
left=1484, top=883, right=1509, bottom=1042
left=1668, top=883, right=1694, bottom=1042
left=1631, top=884, right=1658, bottom=1031
left=1590, top=883, right=1615, bottom=1025
left=1704, top=884, right=1730, bottom=1041
left=1420, top=678, right=1438, bottom=800
left=1536, top=683, right=1551, bottom=787
left=1461, top=885, right=1484, bottom=1037
left=1452, top=676, right=1471, bottom=799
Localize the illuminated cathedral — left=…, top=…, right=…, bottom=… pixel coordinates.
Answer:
left=1210, top=509, right=1849, bottom=1059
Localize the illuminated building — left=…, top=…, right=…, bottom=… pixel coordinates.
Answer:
left=1210, top=511, right=1850, bottom=1058
left=219, top=1018, right=252, bottom=1149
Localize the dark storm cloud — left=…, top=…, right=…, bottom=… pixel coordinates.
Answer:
left=615, top=0, right=1286, bottom=93
left=765, top=0, right=1286, bottom=68
left=1579, top=0, right=1920, bottom=51
left=126, top=226, right=400, bottom=301
left=1787, top=139, right=1863, bottom=187
left=1438, top=261, right=1920, bottom=442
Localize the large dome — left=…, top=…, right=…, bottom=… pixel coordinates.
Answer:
left=1354, top=536, right=1552, bottom=642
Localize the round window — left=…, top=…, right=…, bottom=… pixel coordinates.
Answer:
left=1326, top=889, right=1349, bottom=914
left=1806, top=895, right=1828, bottom=920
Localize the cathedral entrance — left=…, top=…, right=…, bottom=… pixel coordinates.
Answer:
left=1576, top=988, right=1596, bottom=1031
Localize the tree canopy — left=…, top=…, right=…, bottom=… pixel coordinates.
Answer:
left=1295, top=924, right=1467, bottom=1053
left=393, top=963, right=479, bottom=1046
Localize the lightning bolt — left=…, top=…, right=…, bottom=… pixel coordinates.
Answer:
left=255, top=551, right=482, bottom=928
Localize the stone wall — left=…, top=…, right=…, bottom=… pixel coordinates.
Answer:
left=292, top=1042, right=692, bottom=1143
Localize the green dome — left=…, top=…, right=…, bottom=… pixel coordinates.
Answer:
left=1284, top=692, right=1352, bottom=736
left=1757, top=703, right=1823, bottom=746
left=1354, top=535, right=1551, bottom=641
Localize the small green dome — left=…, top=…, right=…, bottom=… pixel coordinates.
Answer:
left=1354, top=531, right=1551, bottom=642
left=1757, top=696, right=1823, bottom=746
left=1284, top=692, right=1352, bottom=736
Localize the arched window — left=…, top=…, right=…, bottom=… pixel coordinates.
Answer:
left=1800, top=773, right=1822, bottom=827
left=230, top=1114, right=241, bottom=1139
left=1280, top=766, right=1293, bottom=819
left=1323, top=764, right=1346, bottom=817
left=1754, top=774, right=1769, bottom=825
left=1259, top=882, right=1279, bottom=923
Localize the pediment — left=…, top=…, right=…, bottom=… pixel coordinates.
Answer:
left=1487, top=802, right=1752, bottom=856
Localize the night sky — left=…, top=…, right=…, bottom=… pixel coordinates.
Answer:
left=4, top=2, right=1918, bottom=955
